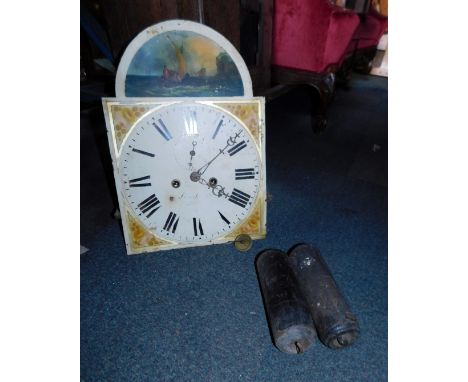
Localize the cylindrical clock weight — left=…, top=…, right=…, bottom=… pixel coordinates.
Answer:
left=255, top=250, right=317, bottom=354
left=288, top=244, right=360, bottom=349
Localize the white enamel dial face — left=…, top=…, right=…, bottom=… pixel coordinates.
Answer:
left=119, top=102, right=261, bottom=244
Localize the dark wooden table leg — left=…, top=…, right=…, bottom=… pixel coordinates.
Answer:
left=310, top=72, right=336, bottom=134
left=272, top=66, right=337, bottom=134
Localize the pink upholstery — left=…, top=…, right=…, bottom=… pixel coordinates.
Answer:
left=272, top=0, right=360, bottom=74
left=350, top=8, right=388, bottom=51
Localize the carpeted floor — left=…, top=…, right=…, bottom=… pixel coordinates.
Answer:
left=81, top=74, right=388, bottom=381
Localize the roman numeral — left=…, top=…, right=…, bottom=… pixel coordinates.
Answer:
left=193, top=218, right=204, bottom=236
left=153, top=119, right=173, bottom=141
left=184, top=111, right=198, bottom=136
left=229, top=188, right=251, bottom=208
left=235, top=168, right=255, bottom=180
left=212, top=119, right=223, bottom=139
left=132, top=148, right=155, bottom=157
left=218, top=211, right=230, bottom=225
left=129, top=175, right=151, bottom=187
left=137, top=194, right=160, bottom=218
left=163, top=212, right=179, bottom=233
left=228, top=141, right=247, bottom=156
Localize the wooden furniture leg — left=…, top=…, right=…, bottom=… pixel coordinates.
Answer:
left=272, top=66, right=336, bottom=134
left=310, top=72, right=336, bottom=133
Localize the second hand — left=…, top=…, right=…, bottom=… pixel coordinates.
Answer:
left=188, top=140, right=197, bottom=169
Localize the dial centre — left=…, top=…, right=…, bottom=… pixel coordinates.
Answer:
left=190, top=171, right=201, bottom=182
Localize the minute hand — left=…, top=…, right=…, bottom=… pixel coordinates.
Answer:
left=196, top=131, right=242, bottom=175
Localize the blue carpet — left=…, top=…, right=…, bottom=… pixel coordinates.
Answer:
left=81, top=74, right=388, bottom=381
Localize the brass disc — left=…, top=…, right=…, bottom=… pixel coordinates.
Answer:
left=234, top=234, right=252, bottom=252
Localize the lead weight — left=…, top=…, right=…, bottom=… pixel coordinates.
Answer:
left=288, top=244, right=360, bottom=349
left=256, top=249, right=317, bottom=354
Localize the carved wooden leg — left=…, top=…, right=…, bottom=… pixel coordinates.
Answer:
left=336, top=57, right=353, bottom=88
left=353, top=47, right=377, bottom=73
left=271, top=66, right=337, bottom=133
left=309, top=72, right=336, bottom=134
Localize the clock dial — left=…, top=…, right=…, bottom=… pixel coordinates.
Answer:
left=119, top=102, right=261, bottom=244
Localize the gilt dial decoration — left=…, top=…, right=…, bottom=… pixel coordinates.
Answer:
left=104, top=98, right=266, bottom=254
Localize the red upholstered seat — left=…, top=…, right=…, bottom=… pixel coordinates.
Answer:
left=350, top=7, right=388, bottom=51
left=272, top=0, right=360, bottom=74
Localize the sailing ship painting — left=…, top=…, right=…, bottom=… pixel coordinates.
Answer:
left=125, top=31, right=244, bottom=97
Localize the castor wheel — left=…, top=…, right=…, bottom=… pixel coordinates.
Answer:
left=313, top=116, right=327, bottom=134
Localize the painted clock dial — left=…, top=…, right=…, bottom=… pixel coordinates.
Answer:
left=119, top=102, right=261, bottom=243
left=115, top=20, right=253, bottom=97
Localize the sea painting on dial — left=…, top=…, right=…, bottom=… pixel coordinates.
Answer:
left=125, top=31, right=244, bottom=97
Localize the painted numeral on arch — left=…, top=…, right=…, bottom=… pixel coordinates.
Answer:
left=163, top=212, right=179, bottom=233
left=228, top=140, right=247, bottom=156
left=129, top=175, right=151, bottom=187
left=228, top=188, right=251, bottom=208
left=193, top=218, right=204, bottom=236
left=153, top=119, right=173, bottom=141
left=235, top=168, right=255, bottom=180
left=137, top=194, right=160, bottom=218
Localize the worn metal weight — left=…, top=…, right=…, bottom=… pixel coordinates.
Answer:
left=256, top=249, right=317, bottom=354
left=288, top=244, right=360, bottom=349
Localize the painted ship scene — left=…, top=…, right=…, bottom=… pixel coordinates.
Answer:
left=125, top=31, right=245, bottom=97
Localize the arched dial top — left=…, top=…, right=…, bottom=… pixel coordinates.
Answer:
left=119, top=102, right=261, bottom=244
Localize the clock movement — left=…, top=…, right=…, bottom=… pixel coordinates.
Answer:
left=103, top=97, right=266, bottom=254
